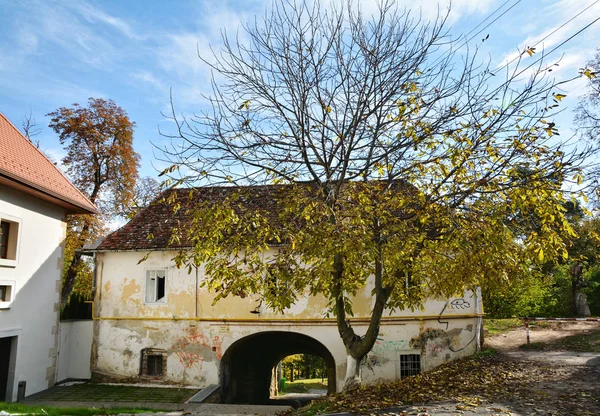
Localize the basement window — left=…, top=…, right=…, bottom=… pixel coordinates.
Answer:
left=399, top=354, right=421, bottom=378
left=145, top=270, right=166, bottom=303
left=140, top=348, right=167, bottom=378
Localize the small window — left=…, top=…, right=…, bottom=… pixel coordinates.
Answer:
left=145, top=270, right=166, bottom=303
left=0, top=218, right=19, bottom=264
left=146, top=355, right=163, bottom=376
left=399, top=354, right=420, bottom=378
left=0, top=222, right=9, bottom=259
left=0, top=281, right=15, bottom=309
left=140, top=348, right=167, bottom=378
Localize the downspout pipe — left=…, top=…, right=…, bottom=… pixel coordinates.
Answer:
left=195, top=266, right=199, bottom=319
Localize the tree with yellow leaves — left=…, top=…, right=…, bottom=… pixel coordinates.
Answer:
left=158, top=0, right=589, bottom=389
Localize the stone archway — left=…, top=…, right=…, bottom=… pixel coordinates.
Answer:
left=220, top=331, right=336, bottom=404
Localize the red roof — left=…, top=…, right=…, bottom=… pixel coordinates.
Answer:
left=96, top=181, right=413, bottom=252
left=97, top=186, right=282, bottom=251
left=0, top=112, right=97, bottom=214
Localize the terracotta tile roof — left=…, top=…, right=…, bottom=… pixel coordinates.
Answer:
left=97, top=185, right=285, bottom=251
left=0, top=112, right=97, bottom=213
left=96, top=181, right=414, bottom=252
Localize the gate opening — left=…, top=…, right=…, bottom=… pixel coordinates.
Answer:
left=220, top=331, right=336, bottom=404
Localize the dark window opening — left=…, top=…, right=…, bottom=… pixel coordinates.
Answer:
left=147, top=355, right=163, bottom=376
left=0, top=222, right=9, bottom=259
left=399, top=354, right=420, bottom=378
left=0, top=285, right=11, bottom=302
left=145, top=270, right=166, bottom=303
left=156, top=276, right=165, bottom=301
left=140, top=348, right=167, bottom=378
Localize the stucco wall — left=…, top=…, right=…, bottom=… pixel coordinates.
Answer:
left=0, top=186, right=66, bottom=401
left=57, top=320, right=93, bottom=382
left=92, top=250, right=481, bottom=391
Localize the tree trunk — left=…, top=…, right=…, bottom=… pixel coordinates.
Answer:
left=333, top=247, right=393, bottom=390
left=571, top=262, right=591, bottom=317
left=61, top=219, right=92, bottom=306
left=344, top=355, right=361, bottom=390
left=574, top=291, right=592, bottom=317
left=62, top=252, right=82, bottom=305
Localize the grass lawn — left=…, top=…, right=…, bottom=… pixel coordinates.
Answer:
left=28, top=383, right=198, bottom=403
left=519, top=328, right=600, bottom=352
left=281, top=378, right=327, bottom=394
left=483, top=318, right=522, bottom=335
left=0, top=402, right=160, bottom=416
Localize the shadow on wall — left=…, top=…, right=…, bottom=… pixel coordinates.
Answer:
left=219, top=331, right=336, bottom=404
left=1, top=245, right=63, bottom=402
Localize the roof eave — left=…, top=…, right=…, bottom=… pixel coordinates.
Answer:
left=0, top=172, right=98, bottom=214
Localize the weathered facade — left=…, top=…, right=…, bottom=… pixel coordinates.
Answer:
left=91, top=186, right=483, bottom=404
left=0, top=113, right=96, bottom=402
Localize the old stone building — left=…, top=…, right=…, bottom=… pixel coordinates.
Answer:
left=89, top=186, right=483, bottom=404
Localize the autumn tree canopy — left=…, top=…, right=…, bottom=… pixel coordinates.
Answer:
left=159, top=1, right=588, bottom=388
left=574, top=48, right=600, bottom=203
left=48, top=98, right=140, bottom=303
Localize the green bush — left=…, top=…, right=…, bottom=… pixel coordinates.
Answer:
left=483, top=266, right=572, bottom=318
left=585, top=267, right=600, bottom=316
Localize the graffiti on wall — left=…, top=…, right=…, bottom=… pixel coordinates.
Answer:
left=212, top=335, right=223, bottom=359
left=362, top=354, right=383, bottom=373
left=371, top=337, right=408, bottom=355
left=175, top=351, right=205, bottom=369
left=438, top=293, right=475, bottom=329
left=450, top=298, right=471, bottom=310
left=171, top=327, right=225, bottom=369
left=361, top=336, right=407, bottom=373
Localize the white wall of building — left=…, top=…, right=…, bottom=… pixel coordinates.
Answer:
left=0, top=186, right=66, bottom=401
left=57, top=320, right=93, bottom=382
left=92, top=250, right=482, bottom=390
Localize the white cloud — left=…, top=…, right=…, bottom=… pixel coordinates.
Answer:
left=497, top=0, right=600, bottom=71
left=132, top=71, right=167, bottom=90
left=73, top=2, right=146, bottom=41
left=335, top=0, right=494, bottom=24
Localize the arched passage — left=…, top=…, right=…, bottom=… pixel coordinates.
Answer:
left=220, top=331, right=336, bottom=404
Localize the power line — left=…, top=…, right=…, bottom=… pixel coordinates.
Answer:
left=457, top=0, right=522, bottom=50
left=480, top=12, right=600, bottom=109
left=513, top=13, right=600, bottom=79
left=494, top=0, right=600, bottom=74
left=461, top=0, right=514, bottom=40
left=428, top=0, right=522, bottom=68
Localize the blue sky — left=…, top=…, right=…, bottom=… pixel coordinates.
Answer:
left=1, top=0, right=599, bottom=179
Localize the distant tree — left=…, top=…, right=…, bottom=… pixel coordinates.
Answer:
left=22, top=109, right=42, bottom=146
left=574, top=49, right=600, bottom=202
left=123, top=176, right=161, bottom=218
left=563, top=215, right=600, bottom=316
left=159, top=1, right=586, bottom=388
left=48, top=98, right=140, bottom=303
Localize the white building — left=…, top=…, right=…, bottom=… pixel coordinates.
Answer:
left=90, top=186, right=484, bottom=404
left=0, top=113, right=96, bottom=402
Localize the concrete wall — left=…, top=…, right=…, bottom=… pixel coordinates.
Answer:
left=92, top=250, right=482, bottom=392
left=57, top=320, right=93, bottom=382
left=0, top=186, right=66, bottom=401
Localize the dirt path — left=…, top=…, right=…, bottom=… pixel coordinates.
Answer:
left=485, top=321, right=600, bottom=352
left=475, top=321, right=600, bottom=415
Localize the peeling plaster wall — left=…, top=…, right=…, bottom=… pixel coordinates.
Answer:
left=0, top=186, right=66, bottom=401
left=92, top=250, right=481, bottom=390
